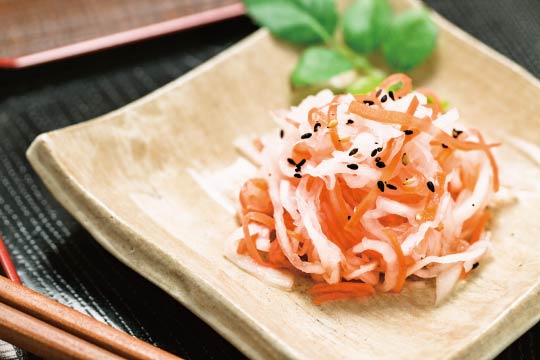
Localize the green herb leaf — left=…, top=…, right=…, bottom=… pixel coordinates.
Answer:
left=291, top=46, right=354, bottom=86
left=244, top=0, right=338, bottom=45
left=382, top=8, right=438, bottom=71
left=343, top=0, right=392, bottom=54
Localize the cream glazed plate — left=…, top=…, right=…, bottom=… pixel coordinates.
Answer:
left=27, top=0, right=540, bottom=359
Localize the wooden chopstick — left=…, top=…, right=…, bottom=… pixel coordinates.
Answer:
left=0, top=276, right=182, bottom=360
left=0, top=234, right=21, bottom=283
left=0, top=302, right=124, bottom=360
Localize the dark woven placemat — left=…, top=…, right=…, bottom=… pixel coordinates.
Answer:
left=0, top=1, right=539, bottom=359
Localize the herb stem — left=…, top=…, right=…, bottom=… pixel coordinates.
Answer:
left=333, top=42, right=377, bottom=75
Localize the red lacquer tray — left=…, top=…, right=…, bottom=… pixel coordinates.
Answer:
left=0, top=0, right=244, bottom=68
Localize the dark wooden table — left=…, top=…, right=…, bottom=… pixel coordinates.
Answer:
left=1, top=1, right=539, bottom=359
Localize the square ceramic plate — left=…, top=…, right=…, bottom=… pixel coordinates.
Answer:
left=27, top=0, right=540, bottom=358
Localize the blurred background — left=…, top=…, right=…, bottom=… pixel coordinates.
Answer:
left=1, top=0, right=540, bottom=359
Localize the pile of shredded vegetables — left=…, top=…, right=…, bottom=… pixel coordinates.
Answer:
left=225, top=74, right=499, bottom=304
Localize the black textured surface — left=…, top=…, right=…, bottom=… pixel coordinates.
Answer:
left=0, top=1, right=539, bottom=359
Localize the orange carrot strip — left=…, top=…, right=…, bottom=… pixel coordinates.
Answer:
left=406, top=95, right=419, bottom=115
left=431, top=128, right=500, bottom=152
left=379, top=214, right=407, bottom=227
left=469, top=212, right=491, bottom=244
left=292, top=142, right=311, bottom=158
left=320, top=194, right=347, bottom=247
left=242, top=219, right=267, bottom=265
left=417, top=173, right=446, bottom=222
left=237, top=237, right=247, bottom=254
left=268, top=238, right=293, bottom=269
left=245, top=212, right=275, bottom=228
left=475, top=131, right=500, bottom=192
left=404, top=255, right=416, bottom=267
left=239, top=178, right=273, bottom=216
left=312, top=292, right=373, bottom=305
left=424, top=104, right=440, bottom=120
left=346, top=131, right=411, bottom=232
left=384, top=229, right=407, bottom=293
left=327, top=183, right=350, bottom=223
left=283, top=211, right=295, bottom=230
left=285, top=117, right=299, bottom=128
left=320, top=201, right=349, bottom=251
left=361, top=250, right=387, bottom=271
left=349, top=102, right=495, bottom=153
left=242, top=212, right=276, bottom=266
left=308, top=108, right=327, bottom=127
left=383, top=192, right=424, bottom=203
left=379, top=73, right=413, bottom=98
left=329, top=127, right=343, bottom=150
left=327, top=97, right=341, bottom=121
left=417, top=87, right=443, bottom=118
left=354, top=94, right=382, bottom=107
left=308, top=282, right=375, bottom=295
left=287, top=230, right=312, bottom=257
left=252, top=138, right=264, bottom=152
left=339, top=181, right=359, bottom=209
left=349, top=101, right=418, bottom=126
left=345, top=188, right=377, bottom=231
left=436, top=148, right=452, bottom=165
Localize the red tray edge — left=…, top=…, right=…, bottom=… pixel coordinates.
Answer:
left=0, top=3, right=245, bottom=69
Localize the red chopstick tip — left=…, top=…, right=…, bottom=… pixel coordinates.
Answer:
left=0, top=234, right=21, bottom=284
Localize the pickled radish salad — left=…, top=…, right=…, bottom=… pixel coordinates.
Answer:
left=225, top=74, right=500, bottom=304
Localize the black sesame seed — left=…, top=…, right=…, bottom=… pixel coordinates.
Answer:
left=314, top=122, right=322, bottom=132
left=386, top=183, right=397, bottom=190
left=381, top=94, right=388, bottom=103
left=371, top=149, right=378, bottom=157
left=295, top=167, right=301, bottom=173
left=363, top=100, right=374, bottom=106
left=427, top=181, right=435, bottom=193
left=452, top=129, right=463, bottom=138
left=280, top=129, right=284, bottom=138
left=377, top=180, right=385, bottom=192
left=388, top=91, right=395, bottom=101
left=347, top=215, right=351, bottom=220
left=294, top=173, right=302, bottom=179
left=287, top=158, right=296, bottom=165
left=404, top=129, right=414, bottom=135
left=347, top=164, right=359, bottom=170
left=349, top=148, right=359, bottom=156
left=377, top=147, right=383, bottom=152
left=472, top=262, right=479, bottom=269
left=472, top=203, right=475, bottom=207
left=376, top=161, right=386, bottom=168
left=442, top=144, right=449, bottom=149
left=375, top=157, right=381, bottom=162
left=301, top=133, right=312, bottom=139
left=297, top=159, right=306, bottom=167
left=347, top=119, right=354, bottom=124
left=376, top=89, right=382, bottom=97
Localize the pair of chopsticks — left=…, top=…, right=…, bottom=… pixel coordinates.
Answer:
left=0, top=234, right=182, bottom=360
